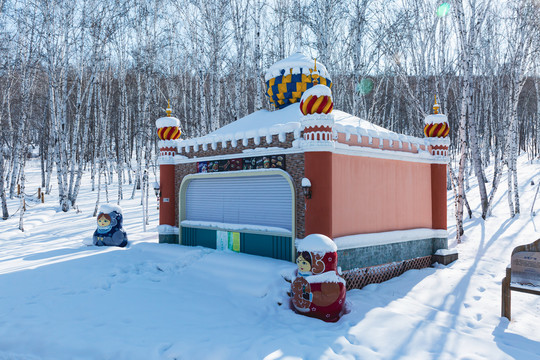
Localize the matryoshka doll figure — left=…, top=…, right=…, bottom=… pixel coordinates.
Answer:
left=291, top=234, right=346, bottom=322
left=93, top=204, right=128, bottom=247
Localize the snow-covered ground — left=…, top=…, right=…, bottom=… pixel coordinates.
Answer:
left=0, top=156, right=539, bottom=360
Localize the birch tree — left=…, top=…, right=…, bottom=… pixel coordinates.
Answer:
left=502, top=1, right=536, bottom=217
left=451, top=0, right=489, bottom=240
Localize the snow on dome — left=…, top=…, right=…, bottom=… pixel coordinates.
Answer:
left=296, top=234, right=337, bottom=254
left=99, top=204, right=123, bottom=215
left=301, top=84, right=332, bottom=100
left=156, top=116, right=180, bottom=128
left=424, top=114, right=448, bottom=125
left=264, top=52, right=330, bottom=82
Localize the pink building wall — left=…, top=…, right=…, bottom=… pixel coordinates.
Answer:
left=330, top=154, right=433, bottom=238
left=305, top=152, right=443, bottom=239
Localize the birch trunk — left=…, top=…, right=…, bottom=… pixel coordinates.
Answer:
left=18, top=158, right=27, bottom=231
left=71, top=80, right=95, bottom=206
left=45, top=135, right=54, bottom=194
left=0, top=151, right=8, bottom=220
left=93, top=163, right=102, bottom=217
left=466, top=77, right=489, bottom=218
left=456, top=78, right=468, bottom=242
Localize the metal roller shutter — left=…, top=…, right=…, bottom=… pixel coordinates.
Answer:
left=185, top=174, right=292, bottom=231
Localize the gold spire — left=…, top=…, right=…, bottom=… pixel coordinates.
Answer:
left=433, top=95, right=440, bottom=114
left=312, top=58, right=319, bottom=85
left=166, top=100, right=172, bottom=117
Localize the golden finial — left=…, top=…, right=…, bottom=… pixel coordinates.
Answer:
left=433, top=95, right=440, bottom=114
left=312, top=58, right=319, bottom=85
left=166, top=100, right=172, bottom=117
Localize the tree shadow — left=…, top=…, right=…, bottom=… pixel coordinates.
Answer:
left=23, top=245, right=100, bottom=262
left=244, top=268, right=437, bottom=360
left=492, top=319, right=540, bottom=359
left=389, top=217, right=516, bottom=358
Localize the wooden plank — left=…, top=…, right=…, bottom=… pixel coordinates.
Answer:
left=502, top=239, right=540, bottom=321
left=502, top=267, right=511, bottom=320
left=509, top=284, right=540, bottom=296
left=511, top=250, right=540, bottom=287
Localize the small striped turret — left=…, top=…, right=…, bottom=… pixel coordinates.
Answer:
left=424, top=96, right=450, bottom=157
left=156, top=102, right=181, bottom=140
left=300, top=84, right=334, bottom=115
left=423, top=96, right=449, bottom=138
left=300, top=81, right=334, bottom=143
left=156, top=101, right=180, bottom=244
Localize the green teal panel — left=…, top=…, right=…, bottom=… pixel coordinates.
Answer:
left=182, top=227, right=216, bottom=249
left=159, top=234, right=179, bottom=244
left=181, top=227, right=292, bottom=261
left=241, top=233, right=292, bottom=261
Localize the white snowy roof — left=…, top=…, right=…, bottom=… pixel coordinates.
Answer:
left=208, top=103, right=392, bottom=137
left=172, top=103, right=438, bottom=163
left=264, top=52, right=331, bottom=82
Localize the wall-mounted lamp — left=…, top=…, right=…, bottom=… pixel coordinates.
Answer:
left=152, top=181, right=160, bottom=198
left=301, top=177, right=312, bottom=199
left=153, top=181, right=160, bottom=210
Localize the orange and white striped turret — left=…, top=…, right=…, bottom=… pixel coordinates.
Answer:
left=156, top=102, right=180, bottom=244
left=300, top=84, right=334, bottom=115
left=156, top=102, right=181, bottom=157
left=424, top=96, right=449, bottom=157
left=300, top=84, right=334, bottom=142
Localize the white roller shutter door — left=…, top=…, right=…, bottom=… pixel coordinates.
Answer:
left=185, top=174, right=292, bottom=231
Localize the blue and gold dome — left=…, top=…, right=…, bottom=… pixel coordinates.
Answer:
left=265, top=53, right=332, bottom=109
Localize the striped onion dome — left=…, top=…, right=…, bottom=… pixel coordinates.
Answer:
left=265, top=53, right=332, bottom=109
left=300, top=85, right=333, bottom=115
left=423, top=114, right=449, bottom=138
left=156, top=106, right=181, bottom=140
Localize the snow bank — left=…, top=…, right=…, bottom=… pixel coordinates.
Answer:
left=2, top=156, right=540, bottom=360
left=157, top=224, right=179, bottom=235
left=435, top=248, right=458, bottom=256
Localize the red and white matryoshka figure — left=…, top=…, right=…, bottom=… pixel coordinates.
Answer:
left=291, top=234, right=346, bottom=322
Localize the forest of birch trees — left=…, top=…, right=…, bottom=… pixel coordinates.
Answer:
left=1, top=0, right=540, bottom=239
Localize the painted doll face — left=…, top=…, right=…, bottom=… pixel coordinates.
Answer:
left=97, top=214, right=111, bottom=228
left=296, top=254, right=311, bottom=273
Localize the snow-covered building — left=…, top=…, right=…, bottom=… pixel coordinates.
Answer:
left=156, top=53, right=450, bottom=280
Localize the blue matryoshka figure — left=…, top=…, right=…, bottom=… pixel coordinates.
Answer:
left=92, top=205, right=128, bottom=247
